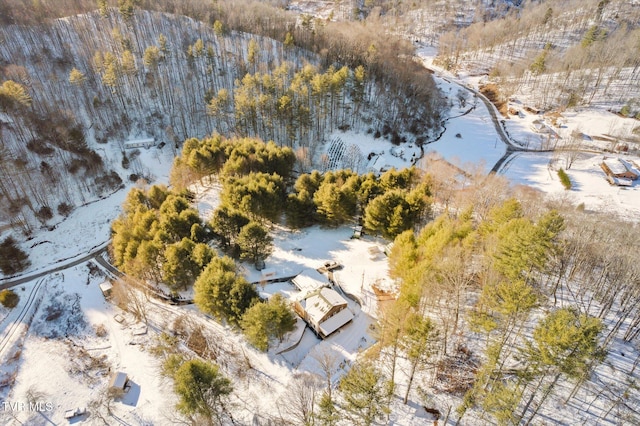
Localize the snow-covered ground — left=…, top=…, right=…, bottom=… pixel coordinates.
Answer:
left=0, top=265, right=178, bottom=425
left=416, top=45, right=640, bottom=220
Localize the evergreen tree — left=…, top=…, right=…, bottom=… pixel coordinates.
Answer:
left=69, top=68, right=87, bottom=85
left=364, top=186, right=427, bottom=239
left=400, top=313, right=438, bottom=404
left=210, top=206, right=250, bottom=251
left=338, top=361, right=388, bottom=426
left=518, top=308, right=604, bottom=424
left=172, top=358, right=233, bottom=425
left=0, top=289, right=19, bottom=308
left=286, top=171, right=323, bottom=228
left=237, top=221, right=273, bottom=267
left=194, top=256, right=258, bottom=325
left=0, top=80, right=32, bottom=111
left=162, top=238, right=200, bottom=291
left=143, top=46, right=160, bottom=69
left=315, top=391, right=339, bottom=426
left=221, top=172, right=285, bottom=223
left=97, top=0, right=108, bottom=18
left=241, top=293, right=295, bottom=351
left=0, top=236, right=31, bottom=275
left=313, top=171, right=358, bottom=226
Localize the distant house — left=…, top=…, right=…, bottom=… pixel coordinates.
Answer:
left=601, top=157, right=639, bottom=182
left=124, top=138, right=156, bottom=149
left=294, top=287, right=354, bottom=338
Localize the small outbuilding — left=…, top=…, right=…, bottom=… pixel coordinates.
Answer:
left=99, top=281, right=113, bottom=298
left=64, top=407, right=86, bottom=420
left=108, top=372, right=130, bottom=393
left=124, top=138, right=156, bottom=149
left=292, top=270, right=329, bottom=292
left=601, top=157, right=639, bottom=181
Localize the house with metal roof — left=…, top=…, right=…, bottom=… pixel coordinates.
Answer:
left=293, top=286, right=354, bottom=339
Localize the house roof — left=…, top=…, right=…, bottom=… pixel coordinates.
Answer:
left=603, top=158, right=629, bottom=175
left=299, top=287, right=348, bottom=324
left=99, top=282, right=113, bottom=292
left=318, top=308, right=354, bottom=337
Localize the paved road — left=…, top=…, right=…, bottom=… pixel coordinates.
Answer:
left=0, top=244, right=109, bottom=290
left=423, top=65, right=553, bottom=174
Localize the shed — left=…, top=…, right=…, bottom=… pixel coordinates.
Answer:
left=601, top=158, right=639, bottom=180
left=99, top=281, right=113, bottom=298
left=291, top=270, right=328, bottom=292
left=108, top=372, right=129, bottom=391
left=124, top=138, right=156, bottom=149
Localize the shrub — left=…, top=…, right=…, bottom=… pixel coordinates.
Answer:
left=558, top=168, right=572, bottom=190
left=35, top=206, right=53, bottom=222
left=95, top=323, right=107, bottom=337
left=57, top=202, right=74, bottom=217
left=0, top=289, right=19, bottom=308
left=620, top=105, right=631, bottom=117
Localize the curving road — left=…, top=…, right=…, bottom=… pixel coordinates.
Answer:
left=0, top=244, right=109, bottom=291
left=422, top=64, right=553, bottom=174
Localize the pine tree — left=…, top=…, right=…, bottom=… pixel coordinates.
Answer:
left=518, top=308, right=604, bottom=424
left=338, top=361, right=389, bottom=426
left=0, top=236, right=31, bottom=275
left=284, top=32, right=295, bottom=49
left=241, top=293, right=295, bottom=351
left=400, top=313, right=438, bottom=404
left=237, top=221, right=273, bottom=267
left=0, top=80, right=32, bottom=110
left=97, top=0, right=108, bottom=18
left=315, top=391, right=339, bottom=426
left=172, top=359, right=233, bottom=425
left=143, top=46, right=160, bottom=69
left=69, top=68, right=87, bottom=86
left=194, top=256, right=258, bottom=325
left=210, top=206, right=250, bottom=251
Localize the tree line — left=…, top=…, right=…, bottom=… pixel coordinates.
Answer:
left=171, top=134, right=432, bottom=239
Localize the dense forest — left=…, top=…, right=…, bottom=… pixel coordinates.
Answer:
left=0, top=1, right=443, bottom=235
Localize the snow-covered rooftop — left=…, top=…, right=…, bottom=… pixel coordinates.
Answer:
left=291, top=269, right=327, bottom=292
left=318, top=308, right=354, bottom=337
